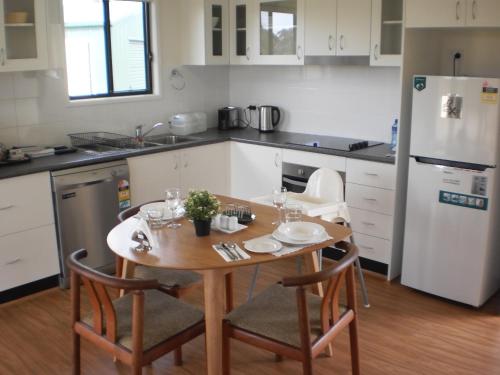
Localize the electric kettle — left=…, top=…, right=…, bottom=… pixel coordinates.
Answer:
left=258, top=106, right=281, bottom=133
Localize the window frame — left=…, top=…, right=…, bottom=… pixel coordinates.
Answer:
left=66, top=0, right=154, bottom=101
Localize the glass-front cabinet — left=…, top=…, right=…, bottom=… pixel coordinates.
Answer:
left=0, top=0, right=47, bottom=71
left=370, top=0, right=403, bottom=66
left=253, top=0, right=304, bottom=65
left=205, top=0, right=229, bottom=64
left=230, top=0, right=256, bottom=64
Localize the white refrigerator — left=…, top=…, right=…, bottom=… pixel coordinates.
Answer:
left=402, top=76, right=500, bottom=307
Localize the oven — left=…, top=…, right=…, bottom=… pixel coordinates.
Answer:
left=282, top=162, right=346, bottom=193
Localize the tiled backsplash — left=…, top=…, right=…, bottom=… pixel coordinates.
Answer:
left=229, top=65, right=401, bottom=143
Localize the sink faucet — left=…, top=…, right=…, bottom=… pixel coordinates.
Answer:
left=135, top=122, right=164, bottom=144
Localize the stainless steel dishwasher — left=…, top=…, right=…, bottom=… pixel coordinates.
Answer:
left=51, top=161, right=131, bottom=288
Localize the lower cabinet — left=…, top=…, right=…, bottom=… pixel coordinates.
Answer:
left=230, top=142, right=282, bottom=200
left=0, top=225, right=59, bottom=292
left=127, top=142, right=230, bottom=205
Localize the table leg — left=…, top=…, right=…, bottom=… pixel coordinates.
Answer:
left=203, top=269, right=226, bottom=375
left=302, top=252, right=324, bottom=297
left=225, top=272, right=234, bottom=313
left=119, top=259, right=136, bottom=297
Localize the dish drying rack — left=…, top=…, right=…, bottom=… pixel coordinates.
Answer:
left=68, top=132, right=136, bottom=149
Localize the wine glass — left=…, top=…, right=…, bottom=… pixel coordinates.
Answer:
left=165, top=188, right=182, bottom=229
left=272, top=186, right=287, bottom=225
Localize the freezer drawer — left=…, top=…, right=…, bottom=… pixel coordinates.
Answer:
left=410, top=76, right=500, bottom=166
left=402, top=158, right=498, bottom=306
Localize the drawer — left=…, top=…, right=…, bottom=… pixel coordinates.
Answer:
left=0, top=172, right=54, bottom=237
left=346, top=183, right=395, bottom=215
left=346, top=159, right=396, bottom=190
left=349, top=207, right=394, bottom=240
left=353, top=232, right=391, bottom=264
left=283, top=149, right=346, bottom=172
left=0, top=225, right=60, bottom=292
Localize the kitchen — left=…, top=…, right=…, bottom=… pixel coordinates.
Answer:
left=1, top=0, right=500, bottom=374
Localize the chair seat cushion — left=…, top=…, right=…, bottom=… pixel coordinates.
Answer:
left=226, top=284, right=344, bottom=348
left=83, top=289, right=204, bottom=351
left=134, top=265, right=202, bottom=289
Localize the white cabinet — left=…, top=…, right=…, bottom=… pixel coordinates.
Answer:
left=304, top=0, right=371, bottom=57
left=179, top=143, right=230, bottom=196
left=230, top=142, right=282, bottom=199
left=127, top=151, right=181, bottom=206
left=229, top=0, right=256, bottom=64
left=0, top=172, right=59, bottom=291
left=346, top=159, right=396, bottom=276
left=407, top=0, right=500, bottom=28
left=304, top=0, right=337, bottom=56
left=336, top=0, right=372, bottom=56
left=466, top=0, right=500, bottom=27
left=370, top=0, right=403, bottom=66
left=252, top=0, right=305, bottom=65
left=0, top=0, right=48, bottom=72
left=179, top=0, right=229, bottom=65
left=128, top=143, right=230, bottom=205
left=282, top=149, right=346, bottom=172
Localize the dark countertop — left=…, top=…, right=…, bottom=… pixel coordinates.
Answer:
left=0, top=128, right=395, bottom=180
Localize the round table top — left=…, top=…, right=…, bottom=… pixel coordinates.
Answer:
left=107, top=196, right=352, bottom=271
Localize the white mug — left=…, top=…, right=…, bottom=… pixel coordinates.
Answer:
left=228, top=216, right=238, bottom=231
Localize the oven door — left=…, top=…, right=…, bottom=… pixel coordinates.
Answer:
left=282, top=175, right=308, bottom=193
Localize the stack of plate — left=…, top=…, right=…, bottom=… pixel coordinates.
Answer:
left=272, top=222, right=328, bottom=245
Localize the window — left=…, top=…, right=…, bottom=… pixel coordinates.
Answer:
left=63, top=0, right=153, bottom=100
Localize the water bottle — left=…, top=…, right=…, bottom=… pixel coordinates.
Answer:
left=391, top=119, right=398, bottom=152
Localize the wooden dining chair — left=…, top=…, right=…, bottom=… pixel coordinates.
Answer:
left=116, top=201, right=202, bottom=298
left=222, top=241, right=360, bottom=375
left=68, top=249, right=205, bottom=375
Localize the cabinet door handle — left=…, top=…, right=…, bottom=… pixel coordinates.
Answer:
left=363, top=198, right=378, bottom=202
left=0, top=204, right=15, bottom=211
left=456, top=1, right=461, bottom=21
left=0, top=48, right=5, bottom=66
left=472, top=0, right=477, bottom=20
left=373, top=44, right=379, bottom=60
left=361, top=221, right=376, bottom=226
left=246, top=46, right=250, bottom=61
left=365, top=172, right=379, bottom=177
left=328, top=35, right=334, bottom=51
left=360, top=245, right=375, bottom=251
left=5, top=258, right=21, bottom=266
left=297, top=45, right=303, bottom=60
left=339, top=35, right=345, bottom=51
left=274, top=153, right=280, bottom=168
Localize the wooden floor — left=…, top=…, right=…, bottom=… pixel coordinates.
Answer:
left=1, top=258, right=500, bottom=375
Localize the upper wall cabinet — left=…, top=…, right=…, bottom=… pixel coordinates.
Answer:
left=179, top=0, right=229, bottom=65
left=0, top=0, right=48, bottom=72
left=252, top=0, right=305, bottom=65
left=370, top=0, right=403, bottom=66
left=406, top=0, right=500, bottom=28
left=304, top=0, right=371, bottom=57
left=229, top=0, right=256, bottom=64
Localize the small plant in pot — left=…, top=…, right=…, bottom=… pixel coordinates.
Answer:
left=184, top=190, right=221, bottom=237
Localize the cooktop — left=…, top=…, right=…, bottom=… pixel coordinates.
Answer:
left=287, top=137, right=383, bottom=152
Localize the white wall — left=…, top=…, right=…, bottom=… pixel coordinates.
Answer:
left=229, top=65, right=401, bottom=143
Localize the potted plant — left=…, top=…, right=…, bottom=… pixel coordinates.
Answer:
left=184, top=190, right=220, bottom=236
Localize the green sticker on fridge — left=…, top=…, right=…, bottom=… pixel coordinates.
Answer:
left=414, top=77, right=426, bottom=91
left=439, top=191, right=488, bottom=211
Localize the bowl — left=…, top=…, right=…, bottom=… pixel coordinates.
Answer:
left=6, top=11, right=29, bottom=24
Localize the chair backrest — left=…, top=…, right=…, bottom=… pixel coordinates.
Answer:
left=282, top=241, right=358, bottom=347
left=67, top=249, right=160, bottom=342
left=303, top=168, right=344, bottom=204
left=118, top=200, right=163, bottom=222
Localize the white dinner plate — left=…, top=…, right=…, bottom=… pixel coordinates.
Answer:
left=139, top=202, right=185, bottom=220
left=278, top=222, right=326, bottom=241
left=272, top=229, right=330, bottom=245
left=244, top=238, right=283, bottom=253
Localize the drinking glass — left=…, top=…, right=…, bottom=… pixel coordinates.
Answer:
left=272, top=186, right=287, bottom=225
left=284, top=203, right=303, bottom=223
left=165, top=188, right=182, bottom=229
left=146, top=208, right=164, bottom=229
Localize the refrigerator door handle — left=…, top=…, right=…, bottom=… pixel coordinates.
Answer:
left=413, top=156, right=491, bottom=172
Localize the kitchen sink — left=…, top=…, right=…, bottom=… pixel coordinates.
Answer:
left=144, top=135, right=201, bottom=145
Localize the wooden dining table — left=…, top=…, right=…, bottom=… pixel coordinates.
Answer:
left=107, top=196, right=352, bottom=375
